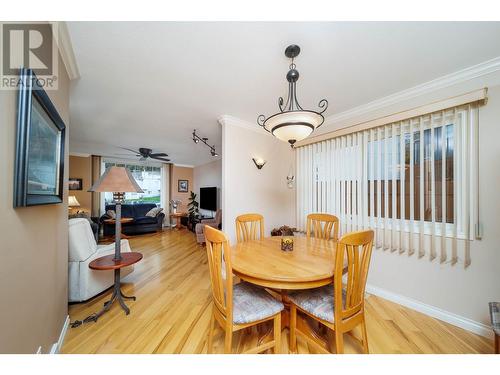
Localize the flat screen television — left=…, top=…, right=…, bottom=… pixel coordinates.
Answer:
left=200, top=187, right=217, bottom=211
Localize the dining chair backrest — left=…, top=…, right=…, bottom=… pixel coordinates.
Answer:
left=204, top=225, right=233, bottom=320
left=306, top=213, right=339, bottom=241
left=235, top=213, right=264, bottom=243
left=334, top=230, right=374, bottom=321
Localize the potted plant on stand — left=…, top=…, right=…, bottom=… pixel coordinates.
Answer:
left=187, top=191, right=199, bottom=231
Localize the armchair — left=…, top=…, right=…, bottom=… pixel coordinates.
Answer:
left=195, top=209, right=222, bottom=244
left=68, top=218, right=134, bottom=302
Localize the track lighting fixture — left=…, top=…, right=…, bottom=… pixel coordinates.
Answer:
left=192, top=129, right=219, bottom=157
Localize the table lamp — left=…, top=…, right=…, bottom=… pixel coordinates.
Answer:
left=68, top=195, right=80, bottom=213
left=89, top=166, right=143, bottom=261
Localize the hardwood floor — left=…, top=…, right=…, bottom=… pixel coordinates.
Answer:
left=62, top=229, right=493, bottom=354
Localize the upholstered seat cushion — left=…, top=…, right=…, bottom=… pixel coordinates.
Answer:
left=133, top=216, right=157, bottom=225
left=232, top=282, right=284, bottom=324
left=288, top=284, right=345, bottom=323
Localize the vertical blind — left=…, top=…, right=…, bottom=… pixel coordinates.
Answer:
left=296, top=104, right=479, bottom=266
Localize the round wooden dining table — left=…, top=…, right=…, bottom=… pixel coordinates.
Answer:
left=231, top=236, right=339, bottom=349
left=231, top=236, right=338, bottom=290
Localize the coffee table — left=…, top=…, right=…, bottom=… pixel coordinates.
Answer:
left=103, top=217, right=134, bottom=240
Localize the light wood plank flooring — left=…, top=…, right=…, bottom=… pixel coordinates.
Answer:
left=62, top=229, right=493, bottom=354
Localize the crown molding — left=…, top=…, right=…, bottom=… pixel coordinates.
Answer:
left=297, top=88, right=487, bottom=147
left=174, top=163, right=195, bottom=168
left=51, top=21, right=80, bottom=80
left=69, top=152, right=91, bottom=158
left=218, top=56, right=500, bottom=140
left=217, top=114, right=270, bottom=135
left=321, top=55, right=500, bottom=128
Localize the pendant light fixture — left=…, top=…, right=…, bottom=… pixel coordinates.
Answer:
left=257, top=44, right=328, bottom=147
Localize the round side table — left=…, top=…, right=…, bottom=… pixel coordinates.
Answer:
left=169, top=212, right=187, bottom=230
left=88, top=252, right=143, bottom=321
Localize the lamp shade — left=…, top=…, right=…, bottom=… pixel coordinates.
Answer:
left=68, top=195, right=80, bottom=207
left=88, top=166, right=144, bottom=193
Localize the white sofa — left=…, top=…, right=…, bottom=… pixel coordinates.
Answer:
left=69, top=218, right=134, bottom=302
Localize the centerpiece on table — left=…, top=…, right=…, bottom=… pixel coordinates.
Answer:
left=271, top=225, right=297, bottom=252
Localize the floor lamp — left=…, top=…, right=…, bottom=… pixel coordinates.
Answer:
left=89, top=166, right=143, bottom=260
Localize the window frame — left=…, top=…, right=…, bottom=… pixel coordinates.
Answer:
left=310, top=107, right=474, bottom=240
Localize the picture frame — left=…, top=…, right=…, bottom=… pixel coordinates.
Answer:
left=13, top=68, right=66, bottom=207
left=178, top=179, right=189, bottom=193
left=68, top=178, right=83, bottom=191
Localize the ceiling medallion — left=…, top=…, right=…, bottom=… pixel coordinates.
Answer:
left=257, top=44, right=328, bottom=147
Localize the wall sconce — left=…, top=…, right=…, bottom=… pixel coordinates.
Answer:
left=286, top=175, right=295, bottom=189
left=252, top=158, right=267, bottom=170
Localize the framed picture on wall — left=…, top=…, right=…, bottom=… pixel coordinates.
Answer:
left=13, top=68, right=66, bottom=207
left=68, top=178, right=83, bottom=190
left=178, top=179, right=189, bottom=192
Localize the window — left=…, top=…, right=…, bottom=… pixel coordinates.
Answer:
left=103, top=161, right=162, bottom=205
left=296, top=104, right=478, bottom=263
left=367, top=123, right=454, bottom=223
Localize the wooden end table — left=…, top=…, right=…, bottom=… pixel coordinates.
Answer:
left=103, top=217, right=134, bottom=240
left=169, top=212, right=187, bottom=230
left=88, top=252, right=143, bottom=321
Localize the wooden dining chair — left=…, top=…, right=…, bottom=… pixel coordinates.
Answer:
left=235, top=213, right=264, bottom=243
left=204, top=225, right=283, bottom=354
left=289, top=229, right=374, bottom=354
left=306, top=213, right=340, bottom=241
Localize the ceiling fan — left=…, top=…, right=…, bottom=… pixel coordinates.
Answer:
left=119, top=147, right=171, bottom=162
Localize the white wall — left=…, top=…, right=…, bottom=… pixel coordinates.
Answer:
left=220, top=69, right=500, bottom=334
left=297, top=70, right=500, bottom=333
left=220, top=116, right=295, bottom=243
left=193, top=159, right=222, bottom=217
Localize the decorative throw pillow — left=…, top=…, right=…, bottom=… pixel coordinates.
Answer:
left=106, top=210, right=116, bottom=219
left=146, top=207, right=163, bottom=217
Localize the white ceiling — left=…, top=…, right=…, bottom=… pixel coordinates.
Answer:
left=67, top=22, right=500, bottom=166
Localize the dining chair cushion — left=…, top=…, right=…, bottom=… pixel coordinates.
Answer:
left=232, top=282, right=284, bottom=324
left=288, top=285, right=345, bottom=323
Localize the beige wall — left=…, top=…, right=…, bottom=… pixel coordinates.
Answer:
left=170, top=165, right=194, bottom=212
left=0, top=43, right=70, bottom=352
left=69, top=155, right=92, bottom=213
left=221, top=118, right=295, bottom=243
left=193, top=159, right=222, bottom=216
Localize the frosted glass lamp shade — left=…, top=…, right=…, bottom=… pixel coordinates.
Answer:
left=263, top=111, right=324, bottom=145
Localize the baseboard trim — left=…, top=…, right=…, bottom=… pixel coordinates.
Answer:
left=366, top=285, right=493, bottom=339
left=49, top=315, right=70, bottom=354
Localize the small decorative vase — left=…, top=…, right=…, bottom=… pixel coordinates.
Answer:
left=281, top=236, right=294, bottom=251
left=173, top=207, right=177, bottom=214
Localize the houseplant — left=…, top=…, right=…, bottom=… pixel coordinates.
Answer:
left=187, top=191, right=199, bottom=223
